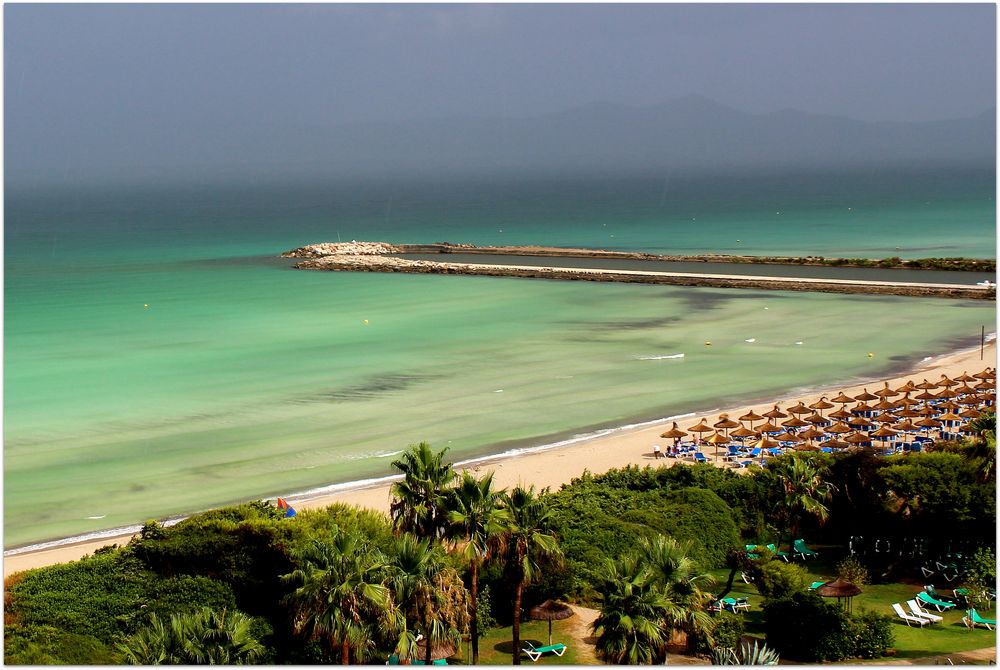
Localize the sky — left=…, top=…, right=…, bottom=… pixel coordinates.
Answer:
left=4, top=3, right=996, bottom=186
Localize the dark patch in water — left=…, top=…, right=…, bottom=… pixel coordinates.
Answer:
left=889, top=355, right=910, bottom=362
left=679, top=290, right=773, bottom=311
left=561, top=315, right=683, bottom=332
left=295, top=373, right=444, bottom=403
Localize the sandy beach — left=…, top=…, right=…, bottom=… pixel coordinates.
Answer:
left=5, top=340, right=995, bottom=578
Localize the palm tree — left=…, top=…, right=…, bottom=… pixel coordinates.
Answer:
left=497, top=486, right=563, bottom=665
left=390, top=442, right=456, bottom=539
left=769, top=454, right=835, bottom=548
left=119, top=608, right=265, bottom=665
left=634, top=536, right=715, bottom=649
left=388, top=533, right=470, bottom=665
left=282, top=533, right=396, bottom=664
left=966, top=411, right=996, bottom=483
left=591, top=553, right=670, bottom=664
left=446, top=471, right=507, bottom=665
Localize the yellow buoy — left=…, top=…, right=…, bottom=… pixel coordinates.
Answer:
left=143, top=304, right=149, bottom=309
left=363, top=319, right=369, bottom=325
left=867, top=352, right=874, bottom=358
left=705, top=341, right=712, bottom=346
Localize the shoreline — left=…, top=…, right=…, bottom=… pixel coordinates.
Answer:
left=4, top=339, right=995, bottom=577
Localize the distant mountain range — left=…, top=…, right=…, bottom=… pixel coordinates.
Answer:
left=257, top=95, right=995, bottom=179
left=8, top=95, right=996, bottom=186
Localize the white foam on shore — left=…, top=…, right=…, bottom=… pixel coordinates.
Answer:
left=636, top=353, right=685, bottom=360
left=5, top=518, right=186, bottom=557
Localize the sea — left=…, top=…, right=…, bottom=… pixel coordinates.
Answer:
left=4, top=166, right=997, bottom=548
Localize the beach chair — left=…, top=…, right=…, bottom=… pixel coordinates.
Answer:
left=906, top=599, right=943, bottom=624
left=522, top=642, right=568, bottom=662
left=892, top=602, right=929, bottom=627
left=808, top=581, right=825, bottom=590
left=722, top=597, right=750, bottom=612
left=793, top=539, right=818, bottom=560
left=694, top=452, right=708, bottom=463
left=387, top=654, right=401, bottom=665
left=963, top=609, right=996, bottom=630
left=916, top=591, right=956, bottom=612
left=745, top=544, right=761, bottom=560
left=765, top=543, right=792, bottom=562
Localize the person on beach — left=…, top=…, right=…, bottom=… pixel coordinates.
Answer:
left=653, top=444, right=662, bottom=459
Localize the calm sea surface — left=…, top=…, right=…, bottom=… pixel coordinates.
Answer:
left=5, top=169, right=996, bottom=546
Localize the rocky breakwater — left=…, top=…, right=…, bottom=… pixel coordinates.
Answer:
left=282, top=242, right=994, bottom=300
left=282, top=241, right=402, bottom=258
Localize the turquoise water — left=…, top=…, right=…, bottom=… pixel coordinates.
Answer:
left=5, top=169, right=996, bottom=546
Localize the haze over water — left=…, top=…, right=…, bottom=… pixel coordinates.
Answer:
left=4, top=171, right=996, bottom=547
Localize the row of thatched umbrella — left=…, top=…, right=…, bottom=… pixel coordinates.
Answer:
left=660, top=368, right=995, bottom=459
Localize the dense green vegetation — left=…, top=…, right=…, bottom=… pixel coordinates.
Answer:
left=5, top=416, right=995, bottom=664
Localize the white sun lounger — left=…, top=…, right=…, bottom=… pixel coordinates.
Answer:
left=892, top=602, right=929, bottom=627
left=906, top=599, right=943, bottom=624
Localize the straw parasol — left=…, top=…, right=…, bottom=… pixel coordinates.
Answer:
left=757, top=420, right=782, bottom=434
left=687, top=418, right=713, bottom=444
left=844, top=431, right=871, bottom=445
left=896, top=407, right=922, bottom=418
left=848, top=416, right=873, bottom=429
left=799, top=426, right=825, bottom=442
left=916, top=417, right=942, bottom=436
left=954, top=383, right=977, bottom=396
left=705, top=431, right=730, bottom=460
left=787, top=401, right=812, bottom=416
left=915, top=379, right=938, bottom=390
left=824, top=438, right=850, bottom=449
left=826, top=421, right=853, bottom=434
left=873, top=412, right=899, bottom=424
left=753, top=436, right=780, bottom=450
left=763, top=405, right=788, bottom=419
left=830, top=391, right=855, bottom=405
left=850, top=401, right=874, bottom=415
left=739, top=410, right=765, bottom=429
left=804, top=412, right=829, bottom=426
left=955, top=371, right=976, bottom=383
left=895, top=380, right=918, bottom=394
left=794, top=443, right=821, bottom=452
left=529, top=600, right=575, bottom=646
left=892, top=419, right=919, bottom=433
left=871, top=398, right=900, bottom=412
left=897, top=393, right=920, bottom=407
left=974, top=380, right=996, bottom=391
left=816, top=578, right=863, bottom=612
left=731, top=425, right=760, bottom=439
left=660, top=422, right=688, bottom=446
left=809, top=397, right=835, bottom=415
left=774, top=431, right=803, bottom=443
left=935, top=388, right=959, bottom=400
left=854, top=388, right=879, bottom=402
left=828, top=408, right=852, bottom=421
left=959, top=407, right=982, bottom=419
left=781, top=416, right=809, bottom=428
left=913, top=390, right=937, bottom=401
left=714, top=414, right=741, bottom=435
left=415, top=638, right=457, bottom=662
left=973, top=369, right=994, bottom=380
left=938, top=375, right=957, bottom=388
left=870, top=425, right=899, bottom=448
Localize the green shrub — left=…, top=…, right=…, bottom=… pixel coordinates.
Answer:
left=762, top=592, right=854, bottom=662
left=4, top=624, right=120, bottom=664
left=711, top=610, right=745, bottom=649
left=755, top=560, right=808, bottom=600
left=836, top=556, right=869, bottom=586
left=849, top=610, right=894, bottom=659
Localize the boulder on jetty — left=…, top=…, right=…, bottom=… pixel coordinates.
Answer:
left=281, top=241, right=400, bottom=258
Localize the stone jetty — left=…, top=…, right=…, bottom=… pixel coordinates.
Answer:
left=282, top=242, right=994, bottom=300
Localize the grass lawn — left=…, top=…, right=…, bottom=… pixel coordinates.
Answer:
left=708, top=554, right=997, bottom=662
left=449, top=620, right=586, bottom=665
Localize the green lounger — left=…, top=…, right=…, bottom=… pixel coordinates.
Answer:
left=722, top=597, right=750, bottom=612
left=522, top=642, right=568, bottom=662
left=917, top=591, right=956, bottom=612
left=410, top=661, right=448, bottom=666
left=766, top=543, right=792, bottom=562
left=792, top=539, right=818, bottom=559
left=808, top=581, right=825, bottom=590
left=963, top=609, right=995, bottom=630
